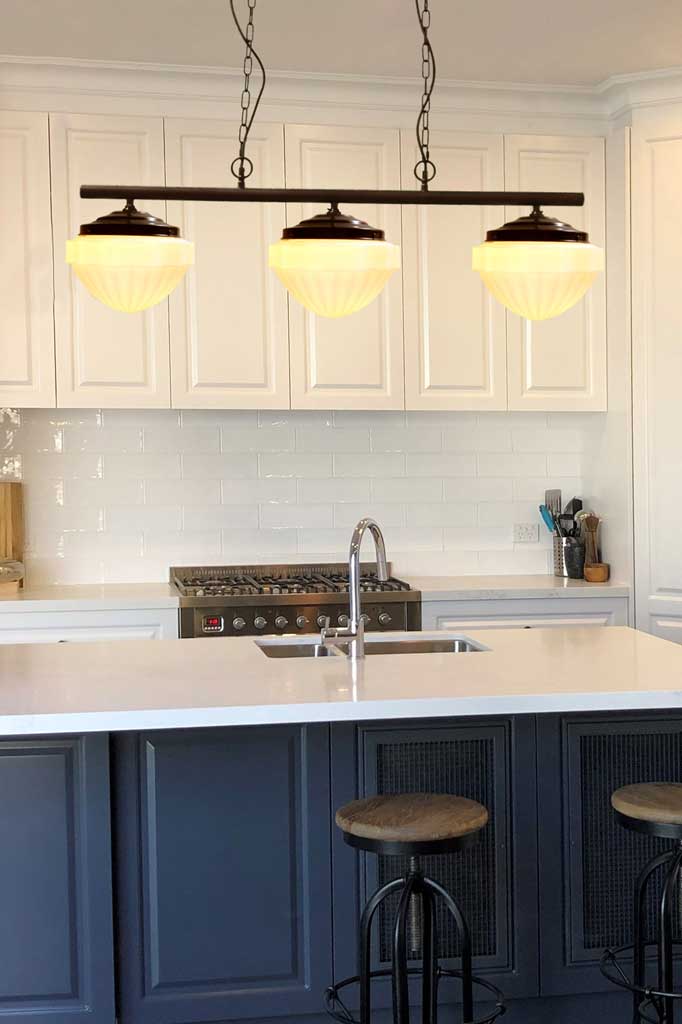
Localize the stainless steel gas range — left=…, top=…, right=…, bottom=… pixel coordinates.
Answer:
left=171, top=563, right=422, bottom=638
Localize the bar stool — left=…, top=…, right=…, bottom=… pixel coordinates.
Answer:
left=600, top=783, right=682, bottom=1024
left=325, top=793, right=506, bottom=1024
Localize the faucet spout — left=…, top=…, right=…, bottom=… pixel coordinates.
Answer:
left=320, top=518, right=389, bottom=660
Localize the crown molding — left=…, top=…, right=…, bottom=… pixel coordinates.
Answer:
left=2, top=54, right=682, bottom=124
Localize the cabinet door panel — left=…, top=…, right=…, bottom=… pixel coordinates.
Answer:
left=504, top=135, right=606, bottom=411
left=0, top=734, right=114, bottom=1024
left=402, top=131, right=507, bottom=410
left=51, top=113, right=170, bottom=407
left=632, top=110, right=682, bottom=639
left=0, top=112, right=55, bottom=406
left=165, top=120, right=289, bottom=408
left=113, top=724, right=332, bottom=1022
left=285, top=124, right=404, bottom=409
left=331, top=717, right=538, bottom=1005
left=538, top=713, right=682, bottom=996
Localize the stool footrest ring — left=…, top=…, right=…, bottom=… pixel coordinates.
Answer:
left=324, top=965, right=506, bottom=1024
left=600, top=944, right=682, bottom=1024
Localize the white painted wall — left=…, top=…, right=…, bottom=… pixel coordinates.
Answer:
left=1, top=407, right=607, bottom=585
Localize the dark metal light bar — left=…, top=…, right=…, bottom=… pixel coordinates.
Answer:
left=79, top=185, right=585, bottom=208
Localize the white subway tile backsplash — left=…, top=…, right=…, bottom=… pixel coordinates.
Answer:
left=259, top=453, right=332, bottom=478
left=12, top=409, right=597, bottom=584
left=182, top=453, right=257, bottom=479
left=296, top=427, right=370, bottom=453
left=259, top=503, right=333, bottom=529
left=183, top=505, right=259, bottom=530
left=222, top=479, right=297, bottom=504
left=146, top=479, right=221, bottom=506
left=334, top=453, right=405, bottom=477
left=105, top=453, right=181, bottom=480
left=374, top=478, right=443, bottom=503
left=298, top=478, right=371, bottom=504
left=406, top=503, right=477, bottom=528
left=477, top=453, right=548, bottom=478
left=406, top=454, right=476, bottom=478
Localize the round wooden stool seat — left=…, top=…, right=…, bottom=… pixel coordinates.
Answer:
left=336, top=793, right=489, bottom=854
left=612, top=783, right=682, bottom=838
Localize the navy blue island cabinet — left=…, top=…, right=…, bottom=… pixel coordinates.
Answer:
left=111, top=724, right=333, bottom=1024
left=0, top=734, right=115, bottom=1024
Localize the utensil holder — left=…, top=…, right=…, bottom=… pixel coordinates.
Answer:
left=553, top=536, right=586, bottom=579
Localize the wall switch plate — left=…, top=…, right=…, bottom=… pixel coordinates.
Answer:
left=513, top=523, right=539, bottom=543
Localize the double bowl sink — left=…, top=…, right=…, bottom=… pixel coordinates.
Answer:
left=257, top=632, right=488, bottom=659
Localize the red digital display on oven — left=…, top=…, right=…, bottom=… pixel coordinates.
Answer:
left=202, top=615, right=224, bottom=633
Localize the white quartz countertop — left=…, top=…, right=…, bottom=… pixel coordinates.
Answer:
left=0, top=625, right=676, bottom=737
left=0, top=575, right=628, bottom=613
left=406, top=574, right=630, bottom=601
left=0, top=583, right=178, bottom=612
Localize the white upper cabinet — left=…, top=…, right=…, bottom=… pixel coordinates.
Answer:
left=284, top=124, right=404, bottom=410
left=401, top=131, right=507, bottom=410
left=165, top=120, right=290, bottom=408
left=631, top=109, right=682, bottom=640
left=50, top=113, right=171, bottom=408
left=504, top=134, right=607, bottom=411
left=0, top=111, right=55, bottom=407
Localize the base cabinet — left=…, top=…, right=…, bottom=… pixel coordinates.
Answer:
left=112, top=725, right=333, bottom=1023
left=0, top=734, right=114, bottom=1024
left=330, top=717, right=539, bottom=1007
left=537, top=712, right=682, bottom=996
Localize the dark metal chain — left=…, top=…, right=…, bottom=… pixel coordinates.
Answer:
left=229, top=0, right=266, bottom=188
left=414, top=0, right=437, bottom=190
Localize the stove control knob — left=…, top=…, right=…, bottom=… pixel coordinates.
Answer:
left=338, top=614, right=349, bottom=627
left=378, top=612, right=392, bottom=626
left=296, top=615, right=309, bottom=629
left=232, top=617, right=246, bottom=631
left=317, top=615, right=330, bottom=629
left=196, top=588, right=205, bottom=597
left=275, top=615, right=289, bottom=630
left=254, top=616, right=267, bottom=630
left=361, top=613, right=371, bottom=625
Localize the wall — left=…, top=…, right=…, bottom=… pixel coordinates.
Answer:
left=2, top=407, right=603, bottom=586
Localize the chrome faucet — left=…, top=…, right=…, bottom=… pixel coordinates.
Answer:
left=321, top=517, right=389, bottom=659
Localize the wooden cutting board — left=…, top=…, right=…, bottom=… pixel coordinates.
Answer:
left=0, top=482, right=23, bottom=564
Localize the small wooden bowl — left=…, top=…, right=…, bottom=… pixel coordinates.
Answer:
left=584, top=563, right=610, bottom=583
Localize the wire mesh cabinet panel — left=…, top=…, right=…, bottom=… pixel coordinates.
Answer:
left=331, top=716, right=539, bottom=1007
left=537, top=712, right=682, bottom=996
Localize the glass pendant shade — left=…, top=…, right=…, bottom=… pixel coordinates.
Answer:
left=269, top=206, right=400, bottom=318
left=472, top=208, right=604, bottom=321
left=66, top=204, right=194, bottom=313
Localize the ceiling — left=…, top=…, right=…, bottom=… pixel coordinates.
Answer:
left=3, top=0, right=682, bottom=88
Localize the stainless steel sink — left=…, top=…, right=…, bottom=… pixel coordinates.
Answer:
left=258, top=642, right=343, bottom=659
left=256, top=633, right=487, bottom=658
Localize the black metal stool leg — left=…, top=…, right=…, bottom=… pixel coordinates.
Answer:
left=392, top=872, right=419, bottom=1024
left=658, top=845, right=682, bottom=1024
left=359, top=878, right=405, bottom=1024
left=424, top=877, right=474, bottom=1024
left=632, top=850, right=676, bottom=1024
left=421, top=882, right=438, bottom=1024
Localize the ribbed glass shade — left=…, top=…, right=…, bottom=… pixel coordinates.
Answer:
left=472, top=240, right=604, bottom=320
left=269, top=238, right=401, bottom=318
left=66, top=234, right=195, bottom=313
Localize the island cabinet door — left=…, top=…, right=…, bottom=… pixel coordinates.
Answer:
left=537, top=712, right=682, bottom=996
left=112, top=724, right=332, bottom=1022
left=330, top=717, right=539, bottom=1006
left=0, top=734, right=114, bottom=1024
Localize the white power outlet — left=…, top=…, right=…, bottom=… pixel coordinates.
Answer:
left=513, top=523, right=539, bottom=543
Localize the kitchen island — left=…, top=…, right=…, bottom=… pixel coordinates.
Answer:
left=2, top=626, right=681, bottom=1024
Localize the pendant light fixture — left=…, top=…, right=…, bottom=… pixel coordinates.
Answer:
left=66, top=201, right=194, bottom=313
left=74, top=1, right=602, bottom=324
left=269, top=204, right=400, bottom=318
left=472, top=206, right=604, bottom=321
